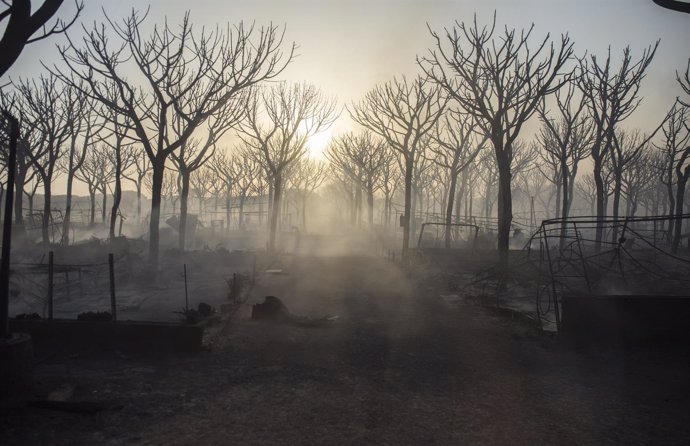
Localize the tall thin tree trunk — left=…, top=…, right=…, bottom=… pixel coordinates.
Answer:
left=89, top=188, right=96, bottom=225
left=496, top=155, right=512, bottom=266
left=672, top=177, right=688, bottom=252
left=367, top=180, right=374, bottom=228
left=559, top=161, right=569, bottom=249
left=109, top=153, right=123, bottom=240
left=401, top=156, right=413, bottom=264
left=178, top=171, right=190, bottom=251
left=148, top=158, right=166, bottom=266
left=611, top=177, right=622, bottom=244
left=101, top=186, right=107, bottom=223
left=445, top=172, right=459, bottom=248
left=41, top=176, right=51, bottom=244
left=136, top=182, right=142, bottom=224
left=268, top=171, right=282, bottom=252
left=593, top=160, right=606, bottom=252
left=14, top=167, right=26, bottom=228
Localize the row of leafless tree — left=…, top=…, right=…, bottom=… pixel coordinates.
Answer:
left=2, top=10, right=690, bottom=268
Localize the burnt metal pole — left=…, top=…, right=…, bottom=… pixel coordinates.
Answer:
left=0, top=112, right=18, bottom=338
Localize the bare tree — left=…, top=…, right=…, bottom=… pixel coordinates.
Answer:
left=576, top=173, right=598, bottom=216
left=75, top=144, right=112, bottom=225
left=60, top=86, right=101, bottom=244
left=376, top=149, right=400, bottom=228
left=122, top=151, right=150, bottom=225
left=656, top=103, right=690, bottom=243
left=537, top=81, right=592, bottom=244
left=105, top=141, right=135, bottom=239
left=289, top=157, right=327, bottom=231
left=422, top=13, right=574, bottom=264
left=0, top=0, right=84, bottom=338
left=429, top=112, right=486, bottom=247
left=0, top=91, right=39, bottom=229
left=608, top=129, right=648, bottom=241
left=326, top=132, right=387, bottom=228
left=230, top=149, right=261, bottom=230
left=56, top=10, right=293, bottom=265
left=578, top=43, right=658, bottom=249
left=622, top=149, right=658, bottom=217
left=15, top=74, right=73, bottom=243
left=189, top=166, right=213, bottom=221
left=209, top=150, right=235, bottom=230
left=350, top=76, right=445, bottom=263
left=239, top=82, right=338, bottom=251
left=666, top=61, right=690, bottom=250
left=171, top=138, right=211, bottom=249
left=0, top=0, right=82, bottom=78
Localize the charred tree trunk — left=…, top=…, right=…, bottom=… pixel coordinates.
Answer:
left=101, top=185, right=107, bottom=223
left=559, top=161, right=569, bottom=249
left=611, top=176, right=623, bottom=244
left=666, top=180, right=675, bottom=243
left=148, top=158, right=165, bottom=265
left=13, top=167, right=26, bottom=228
left=88, top=186, right=96, bottom=225
left=593, top=160, right=606, bottom=252
left=445, top=171, right=459, bottom=248
left=268, top=171, right=282, bottom=252
left=496, top=155, right=512, bottom=266
left=239, top=194, right=246, bottom=230
left=367, top=179, right=374, bottom=228
left=61, top=171, right=74, bottom=245
left=225, top=190, right=232, bottom=232
left=401, top=156, right=413, bottom=264
left=40, top=174, right=51, bottom=244
left=136, top=183, right=142, bottom=224
left=672, top=177, right=688, bottom=252
left=109, top=149, right=124, bottom=240
left=178, top=171, right=190, bottom=251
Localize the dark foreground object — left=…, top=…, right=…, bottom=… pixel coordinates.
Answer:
left=561, top=295, right=690, bottom=348
left=10, top=319, right=203, bottom=353
left=0, top=333, right=33, bottom=397
left=251, top=295, right=290, bottom=320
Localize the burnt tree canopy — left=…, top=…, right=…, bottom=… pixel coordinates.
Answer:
left=55, top=10, right=294, bottom=265
left=421, top=13, right=574, bottom=264
left=653, top=0, right=690, bottom=14
left=0, top=0, right=82, bottom=78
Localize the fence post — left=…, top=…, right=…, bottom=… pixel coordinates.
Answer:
left=48, top=251, right=54, bottom=320
left=109, top=253, right=117, bottom=322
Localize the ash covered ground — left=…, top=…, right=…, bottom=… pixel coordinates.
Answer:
left=2, top=252, right=689, bottom=446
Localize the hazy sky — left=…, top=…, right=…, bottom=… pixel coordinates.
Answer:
left=6, top=0, right=690, bottom=191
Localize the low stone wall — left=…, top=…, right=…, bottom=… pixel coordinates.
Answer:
left=9, top=319, right=204, bottom=354
left=561, top=295, right=690, bottom=348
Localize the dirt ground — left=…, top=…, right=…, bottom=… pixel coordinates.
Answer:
left=1, top=255, right=689, bottom=445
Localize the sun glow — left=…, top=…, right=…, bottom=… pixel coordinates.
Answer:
left=306, top=130, right=332, bottom=158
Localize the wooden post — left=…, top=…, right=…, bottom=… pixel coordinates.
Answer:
left=48, top=251, right=54, bottom=320
left=108, top=253, right=116, bottom=322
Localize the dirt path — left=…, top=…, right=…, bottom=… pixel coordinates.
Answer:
left=2, top=255, right=689, bottom=445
